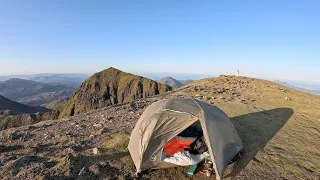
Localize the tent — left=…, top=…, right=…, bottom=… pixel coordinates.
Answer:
left=128, top=98, right=243, bottom=180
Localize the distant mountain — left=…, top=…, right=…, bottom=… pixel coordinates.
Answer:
left=0, top=95, right=47, bottom=113
left=29, top=74, right=89, bottom=88
left=0, top=73, right=89, bottom=88
left=275, top=80, right=320, bottom=95
left=179, top=79, right=194, bottom=85
left=157, top=76, right=193, bottom=88
left=0, top=75, right=35, bottom=82
left=0, top=78, right=74, bottom=106
left=45, top=67, right=172, bottom=119
left=18, top=90, right=74, bottom=107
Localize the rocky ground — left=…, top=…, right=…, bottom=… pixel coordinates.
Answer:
left=0, top=75, right=319, bottom=180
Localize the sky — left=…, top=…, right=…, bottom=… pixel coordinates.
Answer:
left=0, top=0, right=319, bottom=84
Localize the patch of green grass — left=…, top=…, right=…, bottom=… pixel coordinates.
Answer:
left=0, top=116, right=7, bottom=127
left=296, top=161, right=317, bottom=173
left=101, top=132, right=130, bottom=152
left=273, top=144, right=286, bottom=150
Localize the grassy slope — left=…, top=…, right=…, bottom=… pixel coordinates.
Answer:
left=83, top=75, right=319, bottom=180
left=189, top=76, right=320, bottom=179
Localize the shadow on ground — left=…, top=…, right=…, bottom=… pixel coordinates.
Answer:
left=227, top=108, right=294, bottom=178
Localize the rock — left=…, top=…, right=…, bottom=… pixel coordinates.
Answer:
left=216, top=88, right=225, bottom=94
left=19, top=132, right=29, bottom=142
left=93, top=123, right=102, bottom=128
left=89, top=164, right=100, bottom=174
left=283, top=97, right=291, bottom=100
left=11, top=131, right=20, bottom=140
left=12, top=156, right=42, bottom=174
left=63, top=153, right=75, bottom=166
left=93, top=148, right=99, bottom=155
left=232, top=92, right=240, bottom=97
left=0, top=145, right=5, bottom=153
left=65, top=147, right=75, bottom=154
left=97, top=127, right=109, bottom=135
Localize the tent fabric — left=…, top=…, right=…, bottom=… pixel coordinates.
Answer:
left=128, top=98, right=244, bottom=180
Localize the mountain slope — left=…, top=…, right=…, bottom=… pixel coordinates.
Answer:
left=0, top=95, right=47, bottom=113
left=188, top=75, right=320, bottom=179
left=0, top=78, right=73, bottom=106
left=0, top=75, right=318, bottom=179
left=54, top=67, right=172, bottom=119
left=18, top=89, right=73, bottom=107
left=157, top=76, right=193, bottom=88
left=43, top=97, right=70, bottom=110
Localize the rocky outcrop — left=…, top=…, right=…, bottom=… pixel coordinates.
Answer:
left=48, top=67, right=172, bottom=119
left=0, top=111, right=42, bottom=130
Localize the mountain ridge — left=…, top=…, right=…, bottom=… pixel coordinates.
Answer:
left=0, top=73, right=89, bottom=88
left=0, top=78, right=74, bottom=106
left=0, top=94, right=47, bottom=114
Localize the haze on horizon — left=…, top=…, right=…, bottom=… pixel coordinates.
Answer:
left=0, top=1, right=319, bottom=84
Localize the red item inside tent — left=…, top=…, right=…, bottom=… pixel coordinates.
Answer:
left=163, top=138, right=193, bottom=157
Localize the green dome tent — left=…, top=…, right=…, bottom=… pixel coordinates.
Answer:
left=128, top=98, right=244, bottom=180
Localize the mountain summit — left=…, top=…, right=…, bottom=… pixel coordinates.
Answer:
left=53, top=67, right=172, bottom=119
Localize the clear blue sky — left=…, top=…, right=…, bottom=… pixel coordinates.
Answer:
left=0, top=0, right=319, bottom=83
